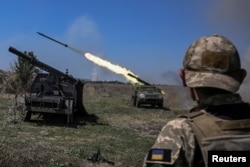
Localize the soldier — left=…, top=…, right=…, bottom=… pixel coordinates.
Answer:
left=143, top=34, right=250, bottom=167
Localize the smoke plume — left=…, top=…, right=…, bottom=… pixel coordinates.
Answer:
left=206, top=0, right=250, bottom=102
left=84, top=52, right=140, bottom=84
left=66, top=16, right=142, bottom=83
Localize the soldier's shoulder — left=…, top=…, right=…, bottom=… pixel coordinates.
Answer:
left=166, top=118, right=189, bottom=128
left=159, top=118, right=192, bottom=136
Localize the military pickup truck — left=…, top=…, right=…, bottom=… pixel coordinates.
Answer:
left=131, top=85, right=163, bottom=108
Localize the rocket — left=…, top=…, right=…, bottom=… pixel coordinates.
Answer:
left=37, top=32, right=68, bottom=47
left=37, top=32, right=84, bottom=55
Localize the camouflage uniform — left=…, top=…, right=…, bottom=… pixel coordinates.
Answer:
left=142, top=115, right=195, bottom=166
left=183, top=34, right=241, bottom=92
left=143, top=93, right=245, bottom=167
left=143, top=35, right=247, bottom=167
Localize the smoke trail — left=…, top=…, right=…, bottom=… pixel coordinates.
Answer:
left=68, top=46, right=83, bottom=55
left=67, top=46, right=140, bottom=84
left=85, top=52, right=139, bottom=84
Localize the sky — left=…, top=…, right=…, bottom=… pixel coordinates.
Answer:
left=1, top=0, right=250, bottom=95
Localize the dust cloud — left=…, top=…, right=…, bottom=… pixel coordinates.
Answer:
left=207, top=0, right=250, bottom=102
left=161, top=0, right=250, bottom=102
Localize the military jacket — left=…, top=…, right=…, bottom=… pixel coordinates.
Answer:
left=143, top=93, right=247, bottom=167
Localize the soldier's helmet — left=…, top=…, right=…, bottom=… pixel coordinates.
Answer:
left=183, top=34, right=242, bottom=93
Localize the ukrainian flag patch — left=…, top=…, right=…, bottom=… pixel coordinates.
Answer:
left=147, top=149, right=171, bottom=162
left=152, top=149, right=164, bottom=160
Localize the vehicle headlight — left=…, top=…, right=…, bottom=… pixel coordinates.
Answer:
left=139, top=93, right=145, bottom=98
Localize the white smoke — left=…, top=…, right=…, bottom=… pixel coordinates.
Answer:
left=161, top=70, right=181, bottom=85
left=66, top=16, right=140, bottom=83
left=66, top=15, right=109, bottom=81
left=67, top=15, right=103, bottom=51
left=91, top=66, right=99, bottom=81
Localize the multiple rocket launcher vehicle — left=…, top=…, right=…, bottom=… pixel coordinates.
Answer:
left=9, top=47, right=87, bottom=123
left=8, top=32, right=155, bottom=123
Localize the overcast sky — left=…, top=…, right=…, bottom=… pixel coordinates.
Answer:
left=1, top=0, right=250, bottom=92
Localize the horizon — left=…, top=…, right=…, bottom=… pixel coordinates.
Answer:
left=1, top=0, right=250, bottom=100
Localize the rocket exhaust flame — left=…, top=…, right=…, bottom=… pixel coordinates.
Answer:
left=84, top=52, right=140, bottom=84
left=67, top=45, right=140, bottom=84
left=37, top=32, right=141, bottom=84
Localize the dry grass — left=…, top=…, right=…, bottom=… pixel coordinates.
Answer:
left=0, top=83, right=191, bottom=167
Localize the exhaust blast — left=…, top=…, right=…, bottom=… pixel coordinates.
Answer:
left=84, top=52, right=140, bottom=84
left=37, top=32, right=141, bottom=84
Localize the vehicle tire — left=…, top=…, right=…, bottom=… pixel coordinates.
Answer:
left=136, top=100, right=140, bottom=108
left=67, top=113, right=74, bottom=124
left=158, top=103, right=163, bottom=109
left=24, top=111, right=31, bottom=122
left=131, top=98, right=136, bottom=106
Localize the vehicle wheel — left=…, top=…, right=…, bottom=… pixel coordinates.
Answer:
left=24, top=111, right=31, bottom=122
left=158, top=103, right=163, bottom=109
left=131, top=98, right=136, bottom=106
left=136, top=100, right=140, bottom=108
left=67, top=113, right=74, bottom=124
